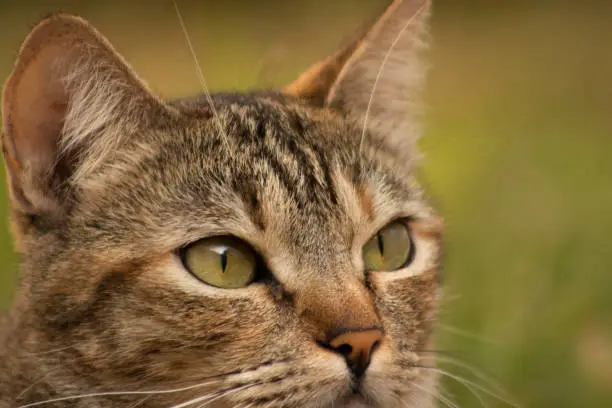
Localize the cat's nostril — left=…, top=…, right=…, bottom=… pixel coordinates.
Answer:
left=335, top=343, right=353, bottom=357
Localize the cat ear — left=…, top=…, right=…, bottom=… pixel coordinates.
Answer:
left=2, top=14, right=169, bottom=218
left=285, top=0, right=430, bottom=154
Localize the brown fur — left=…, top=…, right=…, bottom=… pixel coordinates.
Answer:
left=0, top=1, right=442, bottom=407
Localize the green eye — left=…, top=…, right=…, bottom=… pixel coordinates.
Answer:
left=181, top=237, right=257, bottom=289
left=363, top=221, right=413, bottom=271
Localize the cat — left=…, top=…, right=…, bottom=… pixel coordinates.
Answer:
left=0, top=0, right=443, bottom=407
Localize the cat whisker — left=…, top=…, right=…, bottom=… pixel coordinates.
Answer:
left=359, top=1, right=429, bottom=153
left=433, top=354, right=507, bottom=396
left=428, top=368, right=520, bottom=408
left=440, top=370, right=490, bottom=408
left=172, top=0, right=230, bottom=151
left=19, top=345, right=75, bottom=357
left=467, top=383, right=490, bottom=408
left=16, top=372, right=51, bottom=400
left=16, top=334, right=172, bottom=360
left=169, top=383, right=255, bottom=408
left=436, top=323, right=496, bottom=345
left=409, top=379, right=461, bottom=408
left=439, top=288, right=464, bottom=305
left=403, top=362, right=515, bottom=408
left=414, top=348, right=463, bottom=355
left=16, top=378, right=224, bottom=408
left=259, top=400, right=277, bottom=408
left=127, top=395, right=153, bottom=408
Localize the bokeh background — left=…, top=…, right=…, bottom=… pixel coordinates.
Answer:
left=1, top=1, right=611, bottom=407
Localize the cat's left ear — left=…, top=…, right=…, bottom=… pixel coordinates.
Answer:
left=285, top=0, right=430, bottom=154
left=2, top=14, right=171, bottom=219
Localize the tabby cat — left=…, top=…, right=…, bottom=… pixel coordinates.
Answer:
left=0, top=0, right=443, bottom=407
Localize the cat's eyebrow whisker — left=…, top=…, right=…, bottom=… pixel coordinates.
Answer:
left=172, top=0, right=230, bottom=151
left=359, top=1, right=429, bottom=153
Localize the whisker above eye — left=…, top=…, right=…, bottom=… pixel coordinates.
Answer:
left=171, top=0, right=230, bottom=151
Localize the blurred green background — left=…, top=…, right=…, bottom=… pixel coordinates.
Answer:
left=1, top=1, right=611, bottom=407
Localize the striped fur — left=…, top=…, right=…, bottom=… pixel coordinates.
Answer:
left=0, top=1, right=442, bottom=407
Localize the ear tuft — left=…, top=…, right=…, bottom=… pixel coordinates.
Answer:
left=2, top=14, right=169, bottom=218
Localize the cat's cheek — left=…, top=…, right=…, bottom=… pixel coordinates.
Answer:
left=363, top=340, right=439, bottom=407
left=360, top=341, right=420, bottom=406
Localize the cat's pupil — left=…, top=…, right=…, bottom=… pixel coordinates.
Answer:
left=376, top=232, right=385, bottom=256
left=219, top=248, right=228, bottom=272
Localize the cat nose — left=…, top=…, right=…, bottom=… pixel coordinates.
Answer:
left=326, top=328, right=383, bottom=377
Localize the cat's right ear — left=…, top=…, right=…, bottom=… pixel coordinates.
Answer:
left=2, top=14, right=171, bottom=220
left=285, top=0, right=430, bottom=156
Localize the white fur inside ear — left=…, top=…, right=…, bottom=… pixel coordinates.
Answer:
left=60, top=57, right=139, bottom=183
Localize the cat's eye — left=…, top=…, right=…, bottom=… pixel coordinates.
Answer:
left=181, top=237, right=257, bottom=289
left=363, top=221, right=413, bottom=271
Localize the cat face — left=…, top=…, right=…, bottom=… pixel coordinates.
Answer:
left=1, top=1, right=442, bottom=407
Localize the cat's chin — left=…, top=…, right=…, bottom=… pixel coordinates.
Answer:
left=333, top=393, right=375, bottom=408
